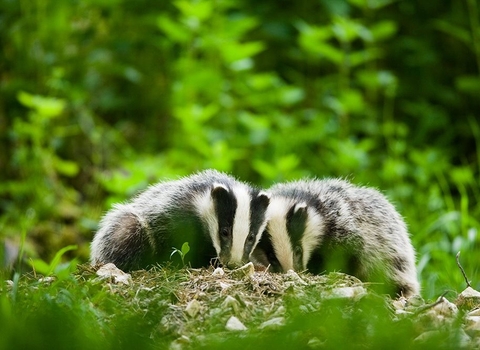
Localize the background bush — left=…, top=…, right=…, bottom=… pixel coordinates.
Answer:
left=0, top=0, right=479, bottom=299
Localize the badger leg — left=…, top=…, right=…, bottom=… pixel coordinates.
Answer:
left=391, top=257, right=420, bottom=298
left=351, top=253, right=420, bottom=298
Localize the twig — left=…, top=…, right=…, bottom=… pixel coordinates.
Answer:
left=456, top=251, right=472, bottom=288
left=414, top=290, right=451, bottom=315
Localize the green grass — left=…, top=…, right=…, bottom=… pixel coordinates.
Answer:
left=1, top=264, right=478, bottom=350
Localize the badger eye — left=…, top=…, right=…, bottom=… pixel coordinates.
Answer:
left=221, top=227, right=230, bottom=237
left=247, top=234, right=255, bottom=242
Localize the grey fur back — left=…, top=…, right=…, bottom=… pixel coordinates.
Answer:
left=91, top=169, right=269, bottom=271
left=254, top=178, right=420, bottom=297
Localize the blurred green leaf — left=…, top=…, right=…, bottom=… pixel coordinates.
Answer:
left=53, top=156, right=79, bottom=177
left=230, top=58, right=254, bottom=71
left=247, top=73, right=280, bottom=91
left=29, top=259, right=50, bottom=275
left=324, top=89, right=365, bottom=115
left=174, top=103, right=219, bottom=124
left=332, top=16, right=366, bottom=43
left=356, top=70, right=397, bottom=90
left=157, top=15, right=191, bottom=43
left=279, top=86, right=305, bottom=106
left=455, top=75, right=480, bottom=96
left=348, top=0, right=397, bottom=10
left=349, top=48, right=382, bottom=67
left=220, top=41, right=265, bottom=64
left=175, top=0, right=213, bottom=21
left=29, top=245, right=77, bottom=276
left=434, top=20, right=471, bottom=46
left=17, top=91, right=66, bottom=118
left=298, top=23, right=334, bottom=53
left=450, top=166, right=475, bottom=186
left=314, top=43, right=343, bottom=64
left=370, top=20, right=398, bottom=41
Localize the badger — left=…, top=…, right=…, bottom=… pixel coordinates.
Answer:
left=251, top=178, right=420, bottom=297
left=90, top=169, right=270, bottom=271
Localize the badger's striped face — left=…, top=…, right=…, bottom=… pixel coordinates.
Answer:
left=196, top=183, right=269, bottom=267
left=252, top=197, right=322, bottom=272
left=260, top=197, right=298, bottom=272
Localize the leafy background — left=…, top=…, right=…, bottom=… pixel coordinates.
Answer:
left=1, top=0, right=479, bottom=299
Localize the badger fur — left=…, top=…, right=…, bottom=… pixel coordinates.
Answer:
left=251, top=178, right=420, bottom=297
left=91, top=169, right=270, bottom=271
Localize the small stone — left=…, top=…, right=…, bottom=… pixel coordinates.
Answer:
left=259, top=317, right=285, bottom=330
left=285, top=270, right=308, bottom=285
left=219, top=281, right=231, bottom=290
left=465, top=315, right=480, bottom=336
left=456, top=329, right=472, bottom=348
left=307, top=337, right=324, bottom=348
left=404, top=295, right=425, bottom=313
left=212, top=267, right=225, bottom=276
left=465, top=315, right=480, bottom=325
left=456, top=287, right=480, bottom=309
left=169, top=335, right=190, bottom=350
left=392, top=296, right=408, bottom=311
left=185, top=299, right=201, bottom=318
left=461, top=287, right=480, bottom=298
left=433, top=296, right=458, bottom=317
left=414, top=330, right=441, bottom=343
left=299, top=305, right=309, bottom=313
left=273, top=306, right=286, bottom=317
left=394, top=309, right=410, bottom=316
left=468, top=308, right=480, bottom=317
left=96, top=263, right=131, bottom=285
left=325, top=286, right=367, bottom=300
left=231, top=262, right=255, bottom=278
left=422, top=310, right=449, bottom=328
left=38, top=276, right=56, bottom=284
left=225, top=316, right=247, bottom=331
left=221, top=295, right=240, bottom=312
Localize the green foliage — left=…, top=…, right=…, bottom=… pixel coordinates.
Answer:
left=0, top=267, right=477, bottom=350
left=0, top=0, right=479, bottom=302
left=171, top=242, right=191, bottom=266
left=29, top=245, right=78, bottom=279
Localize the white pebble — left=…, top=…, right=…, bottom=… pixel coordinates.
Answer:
left=221, top=296, right=240, bottom=312
left=96, top=263, right=131, bottom=285
left=325, top=286, right=366, bottom=300
left=225, top=316, right=247, bottom=331
left=259, top=317, right=285, bottom=330
left=185, top=299, right=201, bottom=318
left=212, top=267, right=225, bottom=276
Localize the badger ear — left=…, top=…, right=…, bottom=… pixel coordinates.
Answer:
left=211, top=183, right=229, bottom=196
left=255, top=191, right=270, bottom=209
left=211, top=183, right=231, bottom=207
left=287, top=202, right=308, bottom=245
left=293, top=202, right=308, bottom=219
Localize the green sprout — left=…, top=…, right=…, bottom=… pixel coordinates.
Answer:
left=170, top=242, right=190, bottom=266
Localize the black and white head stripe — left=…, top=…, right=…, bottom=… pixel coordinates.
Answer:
left=243, top=189, right=270, bottom=263
left=196, top=180, right=269, bottom=267
left=258, top=189, right=323, bottom=272
left=254, top=178, right=420, bottom=297
left=91, top=169, right=269, bottom=270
